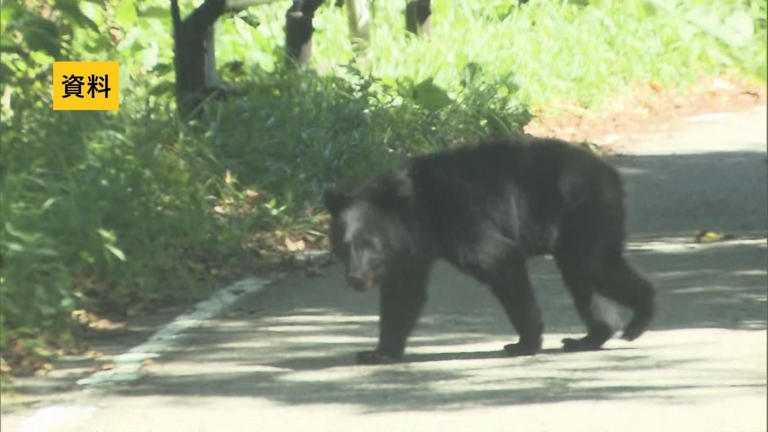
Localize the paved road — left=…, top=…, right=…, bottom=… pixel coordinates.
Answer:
left=3, top=107, right=766, bottom=432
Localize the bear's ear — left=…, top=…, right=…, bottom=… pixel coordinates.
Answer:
left=323, top=189, right=351, bottom=215
left=374, top=169, right=412, bottom=198
left=368, top=169, right=413, bottom=211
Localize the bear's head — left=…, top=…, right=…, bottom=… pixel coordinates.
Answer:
left=323, top=170, right=414, bottom=291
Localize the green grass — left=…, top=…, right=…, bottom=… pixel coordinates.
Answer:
left=220, top=0, right=766, bottom=109
left=1, top=0, right=765, bottom=375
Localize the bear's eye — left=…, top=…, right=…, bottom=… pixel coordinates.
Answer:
left=356, top=236, right=383, bottom=251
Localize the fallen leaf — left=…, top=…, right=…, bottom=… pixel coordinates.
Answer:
left=245, top=189, right=260, bottom=200
left=34, top=363, right=53, bottom=376
left=284, top=237, right=306, bottom=252
left=98, top=362, right=116, bottom=371
left=695, top=230, right=734, bottom=243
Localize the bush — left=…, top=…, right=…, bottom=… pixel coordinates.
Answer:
left=0, top=60, right=530, bottom=373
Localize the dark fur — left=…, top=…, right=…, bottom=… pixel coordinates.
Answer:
left=324, top=137, right=655, bottom=364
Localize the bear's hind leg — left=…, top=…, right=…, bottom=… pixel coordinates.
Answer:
left=592, top=255, right=655, bottom=341
left=555, top=253, right=615, bottom=352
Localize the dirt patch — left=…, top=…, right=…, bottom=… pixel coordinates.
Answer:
left=525, top=76, right=767, bottom=144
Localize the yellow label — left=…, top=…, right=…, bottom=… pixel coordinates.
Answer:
left=53, top=62, right=119, bottom=110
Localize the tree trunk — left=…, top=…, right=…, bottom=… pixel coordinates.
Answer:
left=405, top=0, right=431, bottom=35
left=171, top=0, right=226, bottom=117
left=285, top=0, right=326, bottom=65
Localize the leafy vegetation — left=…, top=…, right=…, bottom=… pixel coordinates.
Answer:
left=1, top=0, right=765, bottom=375
left=227, top=0, right=766, bottom=108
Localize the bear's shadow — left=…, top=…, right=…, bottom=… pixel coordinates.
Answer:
left=402, top=346, right=636, bottom=363
left=269, top=346, right=637, bottom=371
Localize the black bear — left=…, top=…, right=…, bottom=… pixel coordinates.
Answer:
left=323, top=137, right=655, bottom=365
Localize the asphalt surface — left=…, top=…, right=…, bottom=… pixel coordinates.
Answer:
left=2, top=106, right=766, bottom=432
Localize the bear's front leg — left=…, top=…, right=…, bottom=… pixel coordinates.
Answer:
left=357, top=261, right=430, bottom=365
